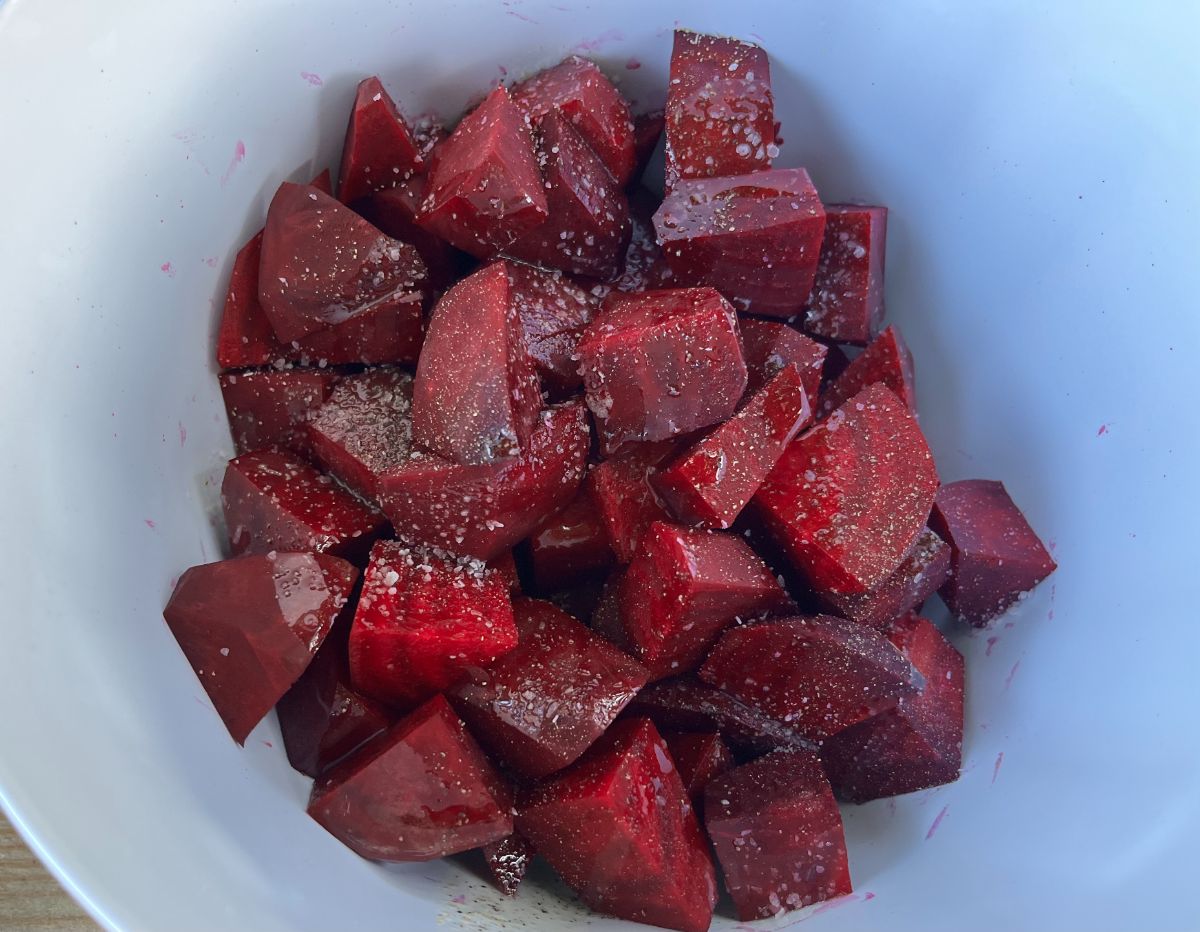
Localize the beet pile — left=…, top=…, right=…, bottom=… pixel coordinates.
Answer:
left=164, top=29, right=1056, bottom=930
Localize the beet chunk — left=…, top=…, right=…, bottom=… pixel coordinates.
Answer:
left=352, top=176, right=460, bottom=290
left=586, top=440, right=677, bottom=562
left=508, top=261, right=598, bottom=398
left=418, top=86, right=548, bottom=257
left=706, top=749, right=852, bottom=919
left=412, top=261, right=542, bottom=465
left=337, top=76, right=425, bottom=205
left=700, top=615, right=922, bottom=740
left=483, top=833, right=534, bottom=896
left=653, top=363, right=813, bottom=529
left=517, top=718, right=717, bottom=932
left=753, top=383, right=940, bottom=594
left=738, top=316, right=827, bottom=400
left=163, top=552, right=357, bottom=744
left=654, top=168, right=826, bottom=318
left=216, top=232, right=279, bottom=369
left=577, top=287, right=747, bottom=452
left=348, top=541, right=518, bottom=709
left=804, top=205, right=888, bottom=345
left=664, top=731, right=733, bottom=808
left=307, top=695, right=513, bottom=860
left=220, top=368, right=336, bottom=456
left=929, top=479, right=1057, bottom=626
left=818, top=324, right=915, bottom=417
left=822, top=614, right=964, bottom=801
left=526, top=493, right=615, bottom=591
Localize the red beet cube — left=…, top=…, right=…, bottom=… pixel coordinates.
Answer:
left=929, top=479, right=1057, bottom=626
left=753, top=383, right=940, bottom=594
left=700, top=614, right=922, bottom=740
left=221, top=449, right=386, bottom=564
left=738, top=316, right=827, bottom=399
left=216, top=232, right=279, bottom=369
left=664, top=30, right=776, bottom=188
left=220, top=368, right=336, bottom=455
left=412, top=261, right=542, bottom=465
left=163, top=552, right=357, bottom=744
left=586, top=440, right=677, bottom=562
left=352, top=176, right=461, bottom=290
left=804, top=205, right=887, bottom=345
left=348, top=540, right=518, bottom=709
left=308, top=695, right=513, bottom=860
left=482, top=832, right=534, bottom=896
left=653, top=363, right=813, bottom=529
left=337, top=76, right=425, bottom=205
left=664, top=731, right=733, bottom=807
left=705, top=749, right=852, bottom=919
left=822, top=614, right=964, bottom=801
left=818, top=324, right=915, bottom=417
left=631, top=110, right=664, bottom=185
left=526, top=493, right=615, bottom=591
left=577, top=287, right=747, bottom=452
left=507, top=260, right=597, bottom=399
left=449, top=599, right=648, bottom=780
left=654, top=168, right=826, bottom=318
left=418, top=87, right=548, bottom=257
left=511, top=55, right=636, bottom=186
left=517, top=718, right=717, bottom=932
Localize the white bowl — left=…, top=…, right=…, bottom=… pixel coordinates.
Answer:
left=1, top=1, right=1198, bottom=929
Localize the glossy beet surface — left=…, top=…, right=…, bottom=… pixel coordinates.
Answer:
left=351, top=177, right=460, bottom=291
left=526, top=492, right=615, bottom=591
left=337, top=76, right=425, bottom=205
left=219, top=369, right=336, bottom=456
left=663, top=731, right=733, bottom=807
left=818, top=324, right=915, bottom=417
left=586, top=440, right=677, bottom=563
left=738, top=317, right=827, bottom=400
left=508, top=260, right=598, bottom=398
left=804, top=205, right=888, bottom=345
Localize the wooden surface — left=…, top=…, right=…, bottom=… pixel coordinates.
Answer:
left=0, top=814, right=95, bottom=930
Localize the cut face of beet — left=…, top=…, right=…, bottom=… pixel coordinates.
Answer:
left=308, top=695, right=513, bottom=861
left=482, top=833, right=534, bottom=896
left=654, top=168, right=826, bottom=318
left=586, top=440, right=678, bottom=562
left=351, top=176, right=462, bottom=290
left=525, top=492, right=615, bottom=591
left=517, top=717, right=717, bottom=932
left=818, top=324, right=915, bottom=417
left=804, top=204, right=888, bottom=345
left=216, top=232, right=278, bottom=369
left=663, top=731, right=733, bottom=808
left=220, top=369, right=337, bottom=456
left=929, top=479, right=1057, bottom=626
left=738, top=316, right=827, bottom=400
left=337, top=76, right=425, bottom=205
left=163, top=552, right=358, bottom=744
left=705, top=749, right=852, bottom=919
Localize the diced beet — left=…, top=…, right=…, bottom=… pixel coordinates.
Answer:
left=587, top=440, right=677, bottom=562
left=818, top=324, right=915, bottom=417
left=631, top=110, right=664, bottom=185
left=412, top=261, right=542, bottom=465
left=216, top=232, right=279, bottom=369
left=221, top=449, right=386, bottom=564
left=705, top=749, right=852, bottom=919
left=352, top=176, right=462, bottom=289
left=507, top=260, right=597, bottom=399
left=663, top=731, right=733, bottom=807
left=220, top=368, right=337, bottom=456
left=700, top=614, right=922, bottom=740
left=822, top=614, right=964, bottom=801
left=483, top=832, right=534, bottom=896
left=449, top=599, right=648, bottom=780
left=308, top=695, right=513, bottom=860
left=348, top=540, right=518, bottom=709
left=653, top=363, right=813, bottom=529
left=654, top=168, right=826, bottom=318
left=928, top=479, right=1057, bottom=626
left=337, top=76, right=425, bottom=205
left=526, top=493, right=615, bottom=591
left=664, top=30, right=776, bottom=188
left=505, top=113, right=632, bottom=279
left=511, top=56, right=636, bottom=186
left=753, top=383, right=940, bottom=594
left=739, top=316, right=827, bottom=399
left=804, top=205, right=888, bottom=345
left=577, top=287, right=747, bottom=452
left=258, top=183, right=429, bottom=343
left=418, top=86, right=548, bottom=257
left=616, top=522, right=791, bottom=678
left=379, top=402, right=590, bottom=561
left=163, top=552, right=357, bottom=744
left=517, top=718, right=717, bottom=932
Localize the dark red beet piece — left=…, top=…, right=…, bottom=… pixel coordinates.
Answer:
left=586, top=440, right=677, bottom=562
left=738, top=316, right=827, bottom=400
left=654, top=168, right=826, bottom=318
left=663, top=731, right=733, bottom=807
left=507, top=261, right=598, bottom=399
left=348, top=540, right=518, bottom=709
left=216, top=232, right=278, bottom=369
left=352, top=176, right=460, bottom=290
left=483, top=833, right=534, bottom=896
left=308, top=695, right=513, bottom=860
left=753, top=383, right=940, bottom=594
left=928, top=479, right=1057, bottom=626
left=706, top=749, right=852, bottom=919
left=526, top=493, right=615, bottom=591
left=818, top=324, right=915, bottom=417
left=517, top=718, right=717, bottom=932
left=577, top=287, right=747, bottom=452
left=653, top=363, right=813, bottom=529
left=608, top=188, right=677, bottom=295
left=822, top=614, right=964, bottom=801
left=162, top=552, right=357, bottom=744
left=631, top=110, right=664, bottom=185
left=448, top=599, right=648, bottom=780
left=804, top=205, right=888, bottom=345
left=700, top=614, right=921, bottom=740
left=337, top=76, right=425, bottom=205
left=220, top=368, right=337, bottom=456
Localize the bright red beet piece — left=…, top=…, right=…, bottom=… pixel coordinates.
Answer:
left=654, top=168, right=826, bottom=318
left=418, top=86, right=548, bottom=257
left=163, top=552, right=357, bottom=744
left=700, top=615, right=921, bottom=740
left=818, top=324, right=915, bottom=417
left=664, top=731, right=733, bottom=807
left=526, top=493, right=615, bottom=591
left=822, top=614, right=964, bottom=801
left=928, top=479, right=1057, bottom=626
left=348, top=540, right=518, bottom=709
left=337, top=76, right=425, bottom=205
left=664, top=30, right=776, bottom=188
left=511, top=56, right=636, bottom=186
left=586, top=440, right=677, bottom=562
left=308, top=695, right=513, bottom=860
left=412, top=261, right=542, bottom=465
left=221, top=449, right=386, bottom=564
left=449, top=599, right=649, bottom=780
left=489, top=550, right=522, bottom=594
left=804, top=205, right=888, bottom=345
left=631, top=110, right=664, bottom=185
left=352, top=177, right=460, bottom=290
left=738, top=316, right=827, bottom=399
left=216, top=232, right=278, bottom=369
left=654, top=363, right=813, bottom=529
left=483, top=833, right=534, bottom=896
left=517, top=718, right=717, bottom=932
left=577, top=287, right=747, bottom=452
left=705, top=749, right=852, bottom=919
left=220, top=368, right=336, bottom=455
left=507, top=260, right=597, bottom=399
left=753, top=383, right=940, bottom=594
